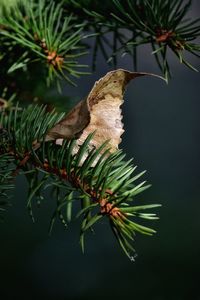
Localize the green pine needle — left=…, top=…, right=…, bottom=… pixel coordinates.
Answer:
left=0, top=103, right=161, bottom=258
left=0, top=0, right=88, bottom=87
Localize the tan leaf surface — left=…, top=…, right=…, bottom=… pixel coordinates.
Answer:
left=46, top=69, right=163, bottom=154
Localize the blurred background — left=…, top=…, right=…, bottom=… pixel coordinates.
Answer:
left=0, top=1, right=200, bottom=300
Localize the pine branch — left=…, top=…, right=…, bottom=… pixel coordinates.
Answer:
left=0, top=0, right=88, bottom=89
left=0, top=0, right=199, bottom=95
left=64, top=0, right=200, bottom=80
left=0, top=102, right=160, bottom=259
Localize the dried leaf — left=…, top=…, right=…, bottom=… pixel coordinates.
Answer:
left=46, top=69, right=163, bottom=153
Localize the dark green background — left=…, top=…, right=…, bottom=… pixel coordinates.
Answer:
left=1, top=2, right=200, bottom=300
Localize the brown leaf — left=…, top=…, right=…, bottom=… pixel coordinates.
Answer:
left=46, top=69, right=164, bottom=153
